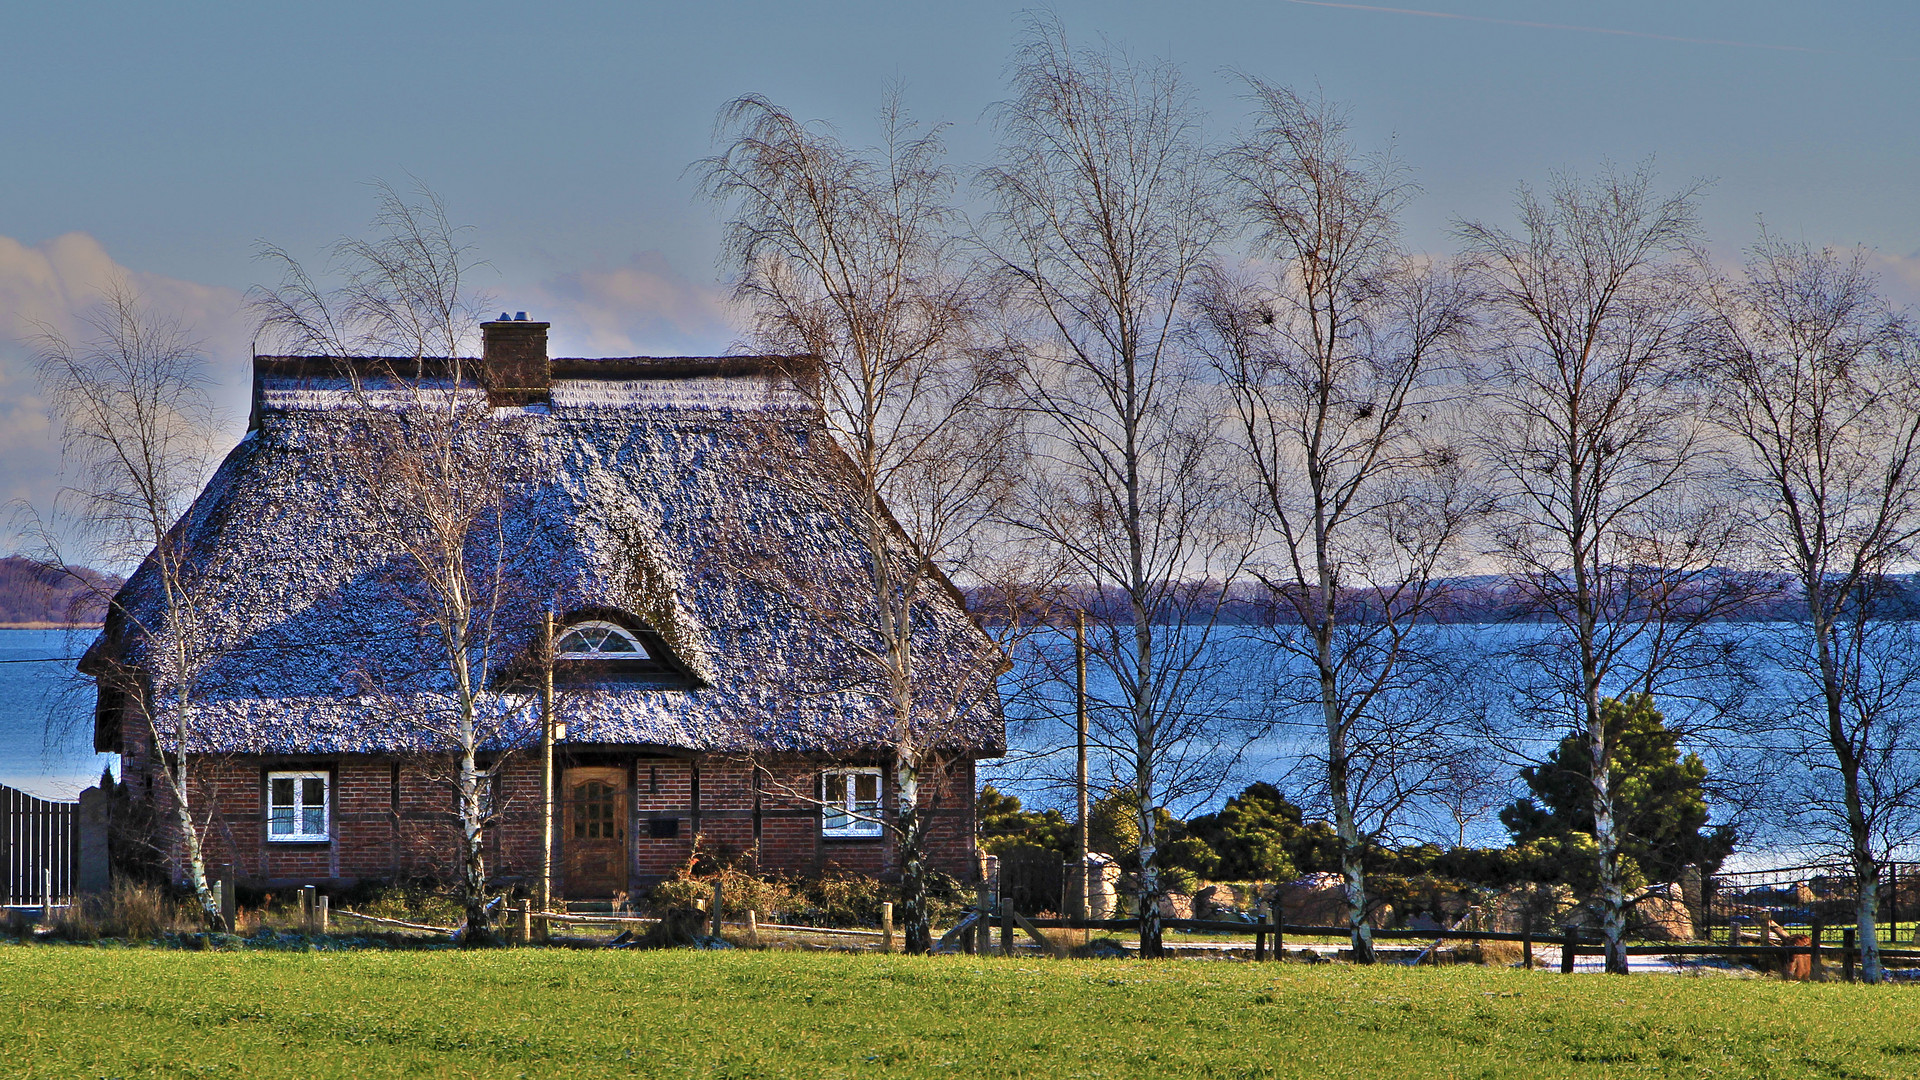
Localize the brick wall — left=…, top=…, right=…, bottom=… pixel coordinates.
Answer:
left=125, top=726, right=982, bottom=894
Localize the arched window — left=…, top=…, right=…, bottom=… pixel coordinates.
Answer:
left=555, top=620, right=649, bottom=659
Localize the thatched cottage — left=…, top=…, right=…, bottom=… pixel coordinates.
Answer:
left=84, top=317, right=1002, bottom=897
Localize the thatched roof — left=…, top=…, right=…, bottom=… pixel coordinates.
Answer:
left=90, top=354, right=1003, bottom=758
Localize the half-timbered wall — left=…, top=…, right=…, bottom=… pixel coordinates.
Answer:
left=122, top=728, right=982, bottom=895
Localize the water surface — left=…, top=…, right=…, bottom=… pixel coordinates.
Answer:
left=0, top=628, right=113, bottom=799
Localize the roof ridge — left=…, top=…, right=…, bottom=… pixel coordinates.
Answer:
left=252, top=354, right=816, bottom=382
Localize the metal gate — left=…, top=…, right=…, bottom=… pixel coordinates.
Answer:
left=2, top=783, right=77, bottom=907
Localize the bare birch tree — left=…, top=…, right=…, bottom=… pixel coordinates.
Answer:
left=1458, top=165, right=1736, bottom=975
left=982, top=18, right=1245, bottom=957
left=1193, top=82, right=1476, bottom=962
left=253, top=182, right=524, bottom=943
left=696, top=93, right=1016, bottom=954
left=30, top=284, right=228, bottom=928
left=1698, top=234, right=1920, bottom=984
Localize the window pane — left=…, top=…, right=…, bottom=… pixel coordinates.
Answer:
left=270, top=807, right=293, bottom=835
left=302, top=777, right=326, bottom=808
left=302, top=806, right=325, bottom=835
left=558, top=622, right=644, bottom=657
left=823, top=807, right=850, bottom=832
left=271, top=778, right=293, bottom=808
left=824, top=774, right=847, bottom=804
left=854, top=774, right=878, bottom=802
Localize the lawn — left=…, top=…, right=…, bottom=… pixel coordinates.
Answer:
left=3, top=946, right=1918, bottom=1078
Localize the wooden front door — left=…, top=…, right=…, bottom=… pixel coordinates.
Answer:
left=564, top=767, right=628, bottom=897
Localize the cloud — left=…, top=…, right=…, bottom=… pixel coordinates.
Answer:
left=528, top=251, right=739, bottom=357
left=0, top=232, right=249, bottom=354
left=0, top=233, right=252, bottom=556
left=1868, top=249, right=1920, bottom=312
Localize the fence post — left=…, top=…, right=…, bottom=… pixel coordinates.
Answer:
left=1522, top=909, right=1534, bottom=970
left=974, top=878, right=991, bottom=955
left=1561, top=926, right=1576, bottom=974
left=881, top=902, right=894, bottom=954
left=1890, top=864, right=1899, bottom=946
left=1843, top=928, right=1856, bottom=983
left=1254, top=903, right=1266, bottom=963
left=2, top=786, right=11, bottom=905
left=317, top=894, right=329, bottom=935
left=518, top=904, right=531, bottom=944
left=710, top=880, right=724, bottom=939
left=302, top=885, right=317, bottom=934
left=747, top=909, right=759, bottom=945
left=1000, top=907, right=1014, bottom=957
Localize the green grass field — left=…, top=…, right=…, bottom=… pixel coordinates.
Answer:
left=3, top=946, right=1918, bottom=1079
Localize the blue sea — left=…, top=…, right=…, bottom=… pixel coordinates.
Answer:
left=0, top=628, right=114, bottom=799
left=0, top=620, right=1786, bottom=841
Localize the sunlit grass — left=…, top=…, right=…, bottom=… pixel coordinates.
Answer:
left=3, top=946, right=1916, bottom=1078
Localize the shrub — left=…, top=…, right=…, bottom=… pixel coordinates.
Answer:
left=1160, top=866, right=1201, bottom=895
left=51, top=881, right=181, bottom=941
left=978, top=786, right=1072, bottom=855
left=342, top=881, right=467, bottom=927
left=648, top=856, right=963, bottom=930
left=104, top=881, right=177, bottom=939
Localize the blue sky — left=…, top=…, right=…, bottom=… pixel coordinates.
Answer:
left=3, top=1, right=1918, bottom=551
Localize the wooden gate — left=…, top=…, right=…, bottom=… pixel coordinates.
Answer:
left=2, top=783, right=77, bottom=907
left=997, top=843, right=1069, bottom=916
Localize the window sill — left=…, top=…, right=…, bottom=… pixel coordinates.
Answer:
left=820, top=832, right=885, bottom=843
left=266, top=837, right=332, bottom=846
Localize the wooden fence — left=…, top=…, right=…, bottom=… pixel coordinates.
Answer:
left=2, top=782, right=77, bottom=908
left=945, top=910, right=1920, bottom=979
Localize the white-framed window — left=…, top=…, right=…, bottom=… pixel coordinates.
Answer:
left=822, top=767, right=883, bottom=837
left=555, top=620, right=649, bottom=659
left=268, top=770, right=330, bottom=842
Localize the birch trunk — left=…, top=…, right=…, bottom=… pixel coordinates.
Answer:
left=150, top=681, right=221, bottom=930
left=894, top=758, right=933, bottom=955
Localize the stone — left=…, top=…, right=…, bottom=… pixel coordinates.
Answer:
left=1484, top=884, right=1575, bottom=934
left=1084, top=854, right=1122, bottom=920
left=1265, top=872, right=1392, bottom=928
left=1629, top=882, right=1694, bottom=942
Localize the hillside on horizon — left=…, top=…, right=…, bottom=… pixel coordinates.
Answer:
left=0, top=556, right=119, bottom=627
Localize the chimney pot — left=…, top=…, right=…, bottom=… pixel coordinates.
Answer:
left=515, top=311, right=528, bottom=321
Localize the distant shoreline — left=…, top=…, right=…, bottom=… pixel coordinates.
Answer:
left=0, top=623, right=103, bottom=630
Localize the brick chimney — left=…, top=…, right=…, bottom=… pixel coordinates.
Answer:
left=480, top=313, right=550, bottom=406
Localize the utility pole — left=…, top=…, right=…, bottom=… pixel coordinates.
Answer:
left=1075, top=610, right=1089, bottom=922
left=540, top=610, right=556, bottom=923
